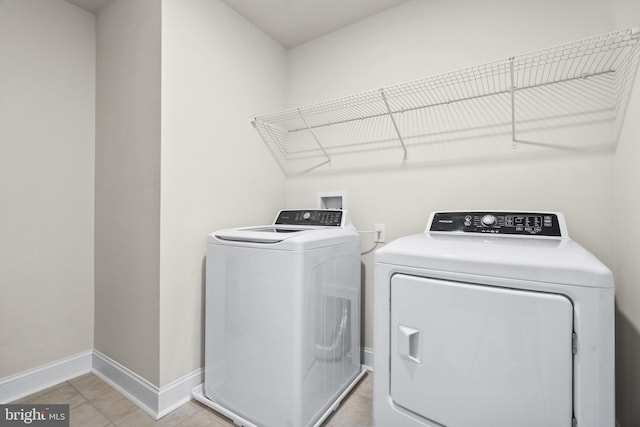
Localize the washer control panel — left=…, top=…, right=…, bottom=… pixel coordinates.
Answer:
left=429, top=211, right=562, bottom=237
left=274, top=210, right=344, bottom=227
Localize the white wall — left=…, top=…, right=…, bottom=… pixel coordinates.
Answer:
left=159, top=0, right=287, bottom=386
left=612, top=0, right=640, bottom=350
left=611, top=1, right=640, bottom=425
left=613, top=78, right=640, bottom=426
left=95, top=0, right=162, bottom=385
left=286, top=0, right=619, bottom=349
left=0, top=0, right=95, bottom=377
left=93, top=0, right=287, bottom=388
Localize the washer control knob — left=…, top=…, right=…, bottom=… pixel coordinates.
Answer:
left=303, top=212, right=311, bottom=220
left=481, top=214, right=496, bottom=226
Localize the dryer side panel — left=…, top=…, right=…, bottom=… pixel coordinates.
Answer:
left=390, top=274, right=573, bottom=427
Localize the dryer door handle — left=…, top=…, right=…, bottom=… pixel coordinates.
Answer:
left=398, top=325, right=422, bottom=364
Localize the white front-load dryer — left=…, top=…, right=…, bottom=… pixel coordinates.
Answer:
left=193, top=209, right=365, bottom=427
left=373, top=211, right=614, bottom=427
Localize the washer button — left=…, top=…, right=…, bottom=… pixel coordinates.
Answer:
left=481, top=215, right=496, bottom=226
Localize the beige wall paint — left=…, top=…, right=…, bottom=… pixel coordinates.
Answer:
left=159, top=0, right=287, bottom=386
left=94, top=0, right=162, bottom=385
left=611, top=1, right=640, bottom=425
left=0, top=0, right=95, bottom=377
left=614, top=54, right=640, bottom=337
left=612, top=0, right=640, bottom=341
left=285, top=0, right=619, bottom=349
left=92, top=0, right=286, bottom=387
left=286, top=0, right=617, bottom=105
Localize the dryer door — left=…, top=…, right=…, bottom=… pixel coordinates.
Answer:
left=390, top=274, right=573, bottom=427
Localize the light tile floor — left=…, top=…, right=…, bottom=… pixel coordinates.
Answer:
left=13, top=372, right=373, bottom=427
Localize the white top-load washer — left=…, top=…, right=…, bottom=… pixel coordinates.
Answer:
left=373, top=211, right=614, bottom=427
left=193, top=209, right=365, bottom=427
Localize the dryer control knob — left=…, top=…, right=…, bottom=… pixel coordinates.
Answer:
left=481, top=214, right=496, bottom=226
left=303, top=212, right=311, bottom=220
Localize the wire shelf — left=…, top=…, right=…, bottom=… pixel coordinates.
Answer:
left=252, top=28, right=640, bottom=176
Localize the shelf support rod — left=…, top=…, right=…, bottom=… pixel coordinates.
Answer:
left=297, top=109, right=331, bottom=165
left=509, top=56, right=517, bottom=149
left=380, top=89, right=408, bottom=160
left=251, top=119, right=289, bottom=175
left=263, top=122, right=289, bottom=160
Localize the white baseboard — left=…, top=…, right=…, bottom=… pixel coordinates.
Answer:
left=0, top=350, right=92, bottom=403
left=0, top=349, right=202, bottom=421
left=157, top=369, right=203, bottom=418
left=362, top=346, right=373, bottom=371
left=92, top=350, right=202, bottom=420
left=91, top=350, right=160, bottom=418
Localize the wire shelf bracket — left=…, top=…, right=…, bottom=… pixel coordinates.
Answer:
left=297, top=108, right=332, bottom=168
left=509, top=57, right=517, bottom=149
left=380, top=88, right=408, bottom=160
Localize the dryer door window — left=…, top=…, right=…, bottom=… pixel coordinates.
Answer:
left=390, top=274, right=573, bottom=427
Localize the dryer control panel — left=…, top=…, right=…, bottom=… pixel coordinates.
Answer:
left=429, top=211, right=563, bottom=237
left=274, top=210, right=344, bottom=227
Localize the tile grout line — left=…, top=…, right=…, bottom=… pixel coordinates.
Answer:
left=65, top=379, right=101, bottom=423
left=66, top=377, right=120, bottom=427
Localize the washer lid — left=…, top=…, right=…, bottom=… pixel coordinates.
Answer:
left=375, top=232, right=612, bottom=288
left=209, top=209, right=358, bottom=250
left=211, top=225, right=358, bottom=250
left=213, top=227, right=306, bottom=244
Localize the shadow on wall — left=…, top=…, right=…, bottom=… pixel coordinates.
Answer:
left=616, top=306, right=640, bottom=427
